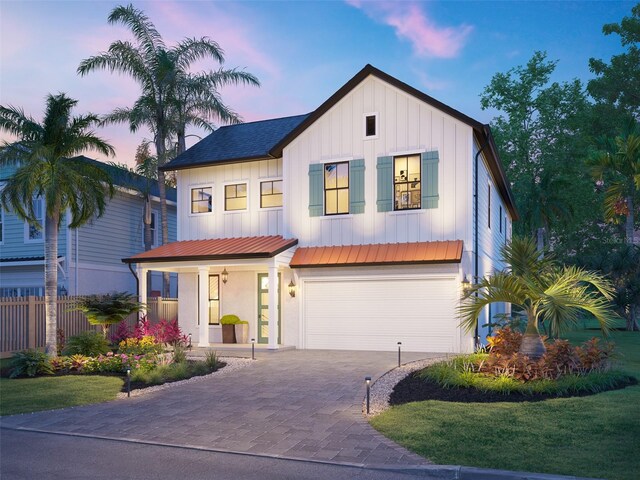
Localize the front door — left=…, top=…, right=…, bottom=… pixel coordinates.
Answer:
left=257, top=273, right=281, bottom=344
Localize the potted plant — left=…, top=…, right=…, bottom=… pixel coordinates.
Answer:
left=235, top=320, right=249, bottom=344
left=220, top=314, right=240, bottom=343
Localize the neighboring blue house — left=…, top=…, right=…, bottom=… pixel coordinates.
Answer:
left=0, top=156, right=177, bottom=297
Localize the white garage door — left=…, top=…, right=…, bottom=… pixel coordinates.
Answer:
left=303, top=276, right=459, bottom=352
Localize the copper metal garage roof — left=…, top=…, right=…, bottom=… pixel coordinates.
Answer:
left=290, top=240, right=463, bottom=268
left=123, top=235, right=298, bottom=264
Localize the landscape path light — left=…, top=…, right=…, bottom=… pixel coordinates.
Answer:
left=365, top=376, right=371, bottom=414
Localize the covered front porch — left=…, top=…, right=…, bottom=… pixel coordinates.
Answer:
left=122, top=236, right=299, bottom=349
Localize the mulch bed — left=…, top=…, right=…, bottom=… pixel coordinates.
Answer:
left=389, top=371, right=638, bottom=405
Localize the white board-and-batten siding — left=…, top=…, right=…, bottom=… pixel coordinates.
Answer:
left=176, top=159, right=283, bottom=240
left=283, top=75, right=473, bottom=248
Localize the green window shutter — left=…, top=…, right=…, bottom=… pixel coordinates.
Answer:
left=349, top=159, right=365, bottom=214
left=308, top=163, right=324, bottom=217
left=421, top=150, right=439, bottom=209
left=376, top=156, right=393, bottom=212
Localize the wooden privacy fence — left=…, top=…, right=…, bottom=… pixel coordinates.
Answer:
left=0, top=296, right=178, bottom=358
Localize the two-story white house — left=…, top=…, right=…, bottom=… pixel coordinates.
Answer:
left=123, top=65, right=517, bottom=353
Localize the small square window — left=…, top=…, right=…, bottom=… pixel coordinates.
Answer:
left=191, top=187, right=212, bottom=214
left=225, top=183, right=247, bottom=211
left=260, top=180, right=283, bottom=208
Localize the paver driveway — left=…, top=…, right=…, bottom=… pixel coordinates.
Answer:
left=1, top=350, right=440, bottom=467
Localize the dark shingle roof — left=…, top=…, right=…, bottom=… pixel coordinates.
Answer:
left=75, top=156, right=177, bottom=202
left=160, top=114, right=310, bottom=171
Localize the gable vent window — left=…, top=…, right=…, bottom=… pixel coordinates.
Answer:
left=364, top=113, right=378, bottom=139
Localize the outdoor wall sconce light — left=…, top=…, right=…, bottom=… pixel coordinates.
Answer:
left=461, top=275, right=472, bottom=294
left=288, top=279, right=296, bottom=298
left=365, top=376, right=372, bottom=414
left=59, top=285, right=68, bottom=296
left=221, top=268, right=228, bottom=284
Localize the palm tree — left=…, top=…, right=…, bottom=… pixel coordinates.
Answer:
left=78, top=4, right=259, bottom=294
left=590, top=120, right=640, bottom=244
left=460, top=237, right=618, bottom=359
left=172, top=70, right=259, bottom=155
left=0, top=93, right=115, bottom=356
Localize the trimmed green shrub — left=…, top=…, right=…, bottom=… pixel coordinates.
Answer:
left=220, top=314, right=242, bottom=325
left=64, top=331, right=110, bottom=356
left=10, top=350, right=54, bottom=378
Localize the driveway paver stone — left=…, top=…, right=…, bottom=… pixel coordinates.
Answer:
left=0, top=350, right=441, bottom=467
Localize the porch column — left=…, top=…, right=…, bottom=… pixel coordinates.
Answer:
left=198, top=266, right=209, bottom=347
left=137, top=265, right=147, bottom=322
left=268, top=264, right=278, bottom=350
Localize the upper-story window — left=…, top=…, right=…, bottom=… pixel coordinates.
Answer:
left=364, top=113, right=378, bottom=138
left=191, top=187, right=212, bottom=214
left=260, top=180, right=282, bottom=208
left=225, top=183, right=247, bottom=211
left=25, top=196, right=44, bottom=242
left=324, top=162, right=349, bottom=215
left=394, top=154, right=421, bottom=210
left=142, top=210, right=158, bottom=247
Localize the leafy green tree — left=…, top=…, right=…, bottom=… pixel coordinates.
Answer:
left=589, top=121, right=640, bottom=244
left=481, top=51, right=592, bottom=251
left=460, top=237, right=617, bottom=359
left=73, top=291, right=144, bottom=338
left=588, top=3, right=640, bottom=123
left=0, top=94, right=115, bottom=356
left=78, top=4, right=259, bottom=294
left=579, top=244, right=640, bottom=331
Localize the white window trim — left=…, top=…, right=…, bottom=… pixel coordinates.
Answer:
left=223, top=180, right=249, bottom=213
left=24, top=196, right=45, bottom=244
left=363, top=112, right=379, bottom=140
left=258, top=177, right=284, bottom=211
left=188, top=184, right=214, bottom=217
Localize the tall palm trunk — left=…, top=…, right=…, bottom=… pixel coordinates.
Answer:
left=44, top=209, right=60, bottom=356
left=143, top=195, right=153, bottom=297
left=155, top=123, right=171, bottom=297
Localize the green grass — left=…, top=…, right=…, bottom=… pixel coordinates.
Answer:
left=370, top=329, right=640, bottom=480
left=0, top=375, right=124, bottom=416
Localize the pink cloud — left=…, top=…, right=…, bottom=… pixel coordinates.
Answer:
left=346, top=0, right=473, bottom=58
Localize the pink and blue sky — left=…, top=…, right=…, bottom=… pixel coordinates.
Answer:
left=0, top=0, right=634, bottom=166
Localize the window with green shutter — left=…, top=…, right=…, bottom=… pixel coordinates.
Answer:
left=421, top=150, right=439, bottom=209
left=308, top=163, right=324, bottom=217
left=349, top=159, right=365, bottom=214
left=376, top=156, right=393, bottom=212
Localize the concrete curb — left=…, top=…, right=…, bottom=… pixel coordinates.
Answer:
left=0, top=426, right=600, bottom=480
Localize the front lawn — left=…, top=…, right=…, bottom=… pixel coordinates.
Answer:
left=370, top=330, right=640, bottom=480
left=0, top=375, right=124, bottom=416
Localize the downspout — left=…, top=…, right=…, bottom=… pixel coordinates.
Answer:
left=128, top=262, right=139, bottom=297
left=474, top=135, right=489, bottom=351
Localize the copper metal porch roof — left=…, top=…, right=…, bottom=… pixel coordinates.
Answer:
left=123, top=236, right=298, bottom=264
left=289, top=240, right=463, bottom=268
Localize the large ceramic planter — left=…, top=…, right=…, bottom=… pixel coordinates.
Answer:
left=222, top=324, right=236, bottom=343
left=235, top=323, right=249, bottom=344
